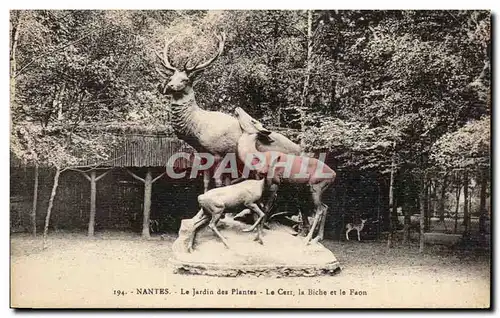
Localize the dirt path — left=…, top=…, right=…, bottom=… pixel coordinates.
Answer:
left=10, top=232, right=490, bottom=308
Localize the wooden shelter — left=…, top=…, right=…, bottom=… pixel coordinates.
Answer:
left=10, top=132, right=198, bottom=238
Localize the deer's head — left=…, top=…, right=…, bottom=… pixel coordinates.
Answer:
left=234, top=107, right=271, bottom=135
left=253, top=152, right=282, bottom=182
left=155, top=32, right=226, bottom=96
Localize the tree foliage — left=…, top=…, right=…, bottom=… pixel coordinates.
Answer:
left=431, top=116, right=490, bottom=170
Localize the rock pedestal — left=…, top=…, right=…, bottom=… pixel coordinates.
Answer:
left=170, top=215, right=341, bottom=277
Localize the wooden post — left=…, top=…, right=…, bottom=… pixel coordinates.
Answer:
left=75, top=169, right=111, bottom=237
left=31, top=163, right=39, bottom=237
left=142, top=169, right=153, bottom=238
left=126, top=169, right=165, bottom=239
left=88, top=170, right=96, bottom=237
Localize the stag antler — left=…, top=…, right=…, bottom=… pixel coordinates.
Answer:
left=185, top=32, right=226, bottom=74
left=155, top=36, right=178, bottom=75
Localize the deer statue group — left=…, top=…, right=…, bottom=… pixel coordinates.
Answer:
left=155, top=32, right=300, bottom=193
left=155, top=32, right=336, bottom=251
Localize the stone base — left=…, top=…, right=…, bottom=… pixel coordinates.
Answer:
left=170, top=215, right=341, bottom=277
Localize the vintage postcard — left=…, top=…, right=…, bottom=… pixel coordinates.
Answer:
left=10, top=9, right=491, bottom=308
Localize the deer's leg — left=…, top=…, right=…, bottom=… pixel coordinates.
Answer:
left=260, top=184, right=279, bottom=230
left=311, top=204, right=328, bottom=244
left=203, top=170, right=211, bottom=193
left=312, top=183, right=331, bottom=241
left=215, top=176, right=223, bottom=188
left=208, top=208, right=230, bottom=248
left=357, top=229, right=361, bottom=241
left=346, top=228, right=350, bottom=241
left=187, top=213, right=210, bottom=253
left=305, top=185, right=324, bottom=244
left=304, top=207, right=322, bottom=245
left=254, top=204, right=270, bottom=244
left=295, top=208, right=310, bottom=237
left=300, top=209, right=310, bottom=236
left=295, top=190, right=311, bottom=236
left=242, top=202, right=266, bottom=238
left=265, top=184, right=279, bottom=211
left=318, top=204, right=328, bottom=240
left=213, top=155, right=225, bottom=188
left=233, top=208, right=252, bottom=222
left=223, top=174, right=231, bottom=186
left=256, top=215, right=266, bottom=243
left=192, top=207, right=205, bottom=223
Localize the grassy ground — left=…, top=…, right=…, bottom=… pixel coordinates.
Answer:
left=10, top=231, right=490, bottom=308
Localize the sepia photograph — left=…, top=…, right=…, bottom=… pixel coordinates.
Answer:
left=9, top=9, right=491, bottom=309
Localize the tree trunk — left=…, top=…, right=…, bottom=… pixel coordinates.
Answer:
left=10, top=11, right=20, bottom=112
left=463, top=170, right=470, bottom=237
left=10, top=12, right=20, bottom=75
left=403, top=181, right=411, bottom=244
left=43, top=167, right=61, bottom=249
left=439, top=173, right=448, bottom=222
left=423, top=177, right=430, bottom=232
left=454, top=172, right=462, bottom=234
left=31, top=164, right=39, bottom=237
left=56, top=85, right=66, bottom=121
left=381, top=177, right=390, bottom=232
left=299, top=10, right=313, bottom=148
left=392, top=198, right=398, bottom=225
left=430, top=179, right=437, bottom=217
left=479, top=168, right=488, bottom=234
left=142, top=169, right=152, bottom=238
left=468, top=188, right=473, bottom=221
left=376, top=183, right=381, bottom=240
left=387, top=147, right=396, bottom=248
left=419, top=174, right=426, bottom=253
left=88, top=170, right=96, bottom=237
left=403, top=201, right=411, bottom=244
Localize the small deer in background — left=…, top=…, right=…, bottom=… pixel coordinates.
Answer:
left=345, top=219, right=367, bottom=241
left=149, top=219, right=160, bottom=233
